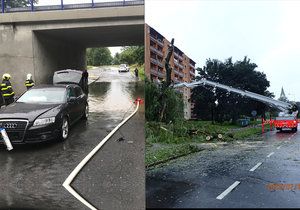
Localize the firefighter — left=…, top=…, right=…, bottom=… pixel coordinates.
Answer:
left=1, top=73, right=15, bottom=105
left=24, top=73, right=35, bottom=90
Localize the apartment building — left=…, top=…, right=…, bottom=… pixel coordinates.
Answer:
left=145, top=24, right=196, bottom=119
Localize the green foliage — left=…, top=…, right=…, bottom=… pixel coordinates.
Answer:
left=130, top=64, right=145, bottom=81
left=4, top=0, right=38, bottom=7
left=112, top=52, right=121, bottom=65
left=119, top=46, right=144, bottom=65
left=86, top=48, right=113, bottom=66
left=145, top=144, right=200, bottom=168
left=145, top=79, right=183, bottom=122
left=193, top=56, right=274, bottom=123
left=146, top=120, right=262, bottom=145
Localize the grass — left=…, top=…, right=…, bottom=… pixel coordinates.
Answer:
left=146, top=120, right=271, bottom=168
left=87, top=65, right=95, bottom=70
left=130, top=64, right=145, bottom=81
left=145, top=144, right=201, bottom=168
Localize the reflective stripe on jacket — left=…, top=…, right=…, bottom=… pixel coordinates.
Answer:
left=25, top=79, right=34, bottom=87
left=1, top=80, right=14, bottom=98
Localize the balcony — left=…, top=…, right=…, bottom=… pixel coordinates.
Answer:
left=189, top=63, right=195, bottom=68
left=174, top=52, right=179, bottom=58
left=173, top=77, right=181, bottom=84
left=157, top=39, right=164, bottom=47
left=178, top=55, right=184, bottom=61
left=150, top=46, right=163, bottom=57
left=151, top=68, right=165, bottom=78
left=190, top=71, right=195, bottom=76
left=150, top=68, right=158, bottom=77
left=174, top=69, right=184, bottom=78
left=151, top=58, right=164, bottom=68
left=178, top=63, right=184, bottom=70
left=150, top=35, right=156, bottom=43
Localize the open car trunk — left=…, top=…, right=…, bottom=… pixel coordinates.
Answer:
left=53, top=69, right=89, bottom=95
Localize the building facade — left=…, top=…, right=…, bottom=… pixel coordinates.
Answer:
left=145, top=24, right=196, bottom=119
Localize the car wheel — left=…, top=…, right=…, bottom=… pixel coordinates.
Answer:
left=59, top=117, right=69, bottom=141
left=82, top=104, right=89, bottom=119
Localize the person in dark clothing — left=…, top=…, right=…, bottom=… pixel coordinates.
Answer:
left=82, top=69, right=89, bottom=95
left=24, top=73, right=35, bottom=90
left=1, top=73, right=15, bottom=105
left=134, top=68, right=139, bottom=78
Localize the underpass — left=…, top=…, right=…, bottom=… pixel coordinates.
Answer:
left=0, top=1, right=144, bottom=94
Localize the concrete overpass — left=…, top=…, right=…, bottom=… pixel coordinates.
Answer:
left=0, top=4, right=144, bottom=94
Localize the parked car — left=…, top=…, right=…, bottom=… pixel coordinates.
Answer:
left=0, top=84, right=88, bottom=144
left=118, top=64, right=130, bottom=72
left=0, top=69, right=89, bottom=144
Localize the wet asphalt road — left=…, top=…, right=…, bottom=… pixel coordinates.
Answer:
left=146, top=128, right=300, bottom=208
left=0, top=66, right=144, bottom=210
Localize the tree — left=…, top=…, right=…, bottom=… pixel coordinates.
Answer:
left=145, top=79, right=183, bottom=122
left=4, top=0, right=38, bottom=8
left=112, top=52, right=121, bottom=65
left=119, top=46, right=144, bottom=65
left=86, top=48, right=113, bottom=66
left=192, top=56, right=274, bottom=123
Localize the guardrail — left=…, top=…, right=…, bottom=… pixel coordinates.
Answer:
left=1, top=0, right=144, bottom=13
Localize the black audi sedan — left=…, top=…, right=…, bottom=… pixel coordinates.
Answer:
left=0, top=84, right=88, bottom=144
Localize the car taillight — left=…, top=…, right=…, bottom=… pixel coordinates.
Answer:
left=294, top=120, right=297, bottom=124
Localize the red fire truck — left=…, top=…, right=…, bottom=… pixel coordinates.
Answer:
left=175, top=79, right=298, bottom=132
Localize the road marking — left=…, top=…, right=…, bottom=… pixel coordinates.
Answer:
left=63, top=101, right=140, bottom=210
left=216, top=181, right=241, bottom=200
left=267, top=152, right=274, bottom=158
left=277, top=145, right=282, bottom=149
left=249, top=162, right=262, bottom=172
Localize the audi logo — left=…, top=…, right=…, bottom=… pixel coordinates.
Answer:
left=1, top=123, right=18, bottom=129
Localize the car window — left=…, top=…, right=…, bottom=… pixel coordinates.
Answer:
left=74, top=87, right=83, bottom=97
left=17, top=88, right=66, bottom=104
left=66, top=87, right=76, bottom=99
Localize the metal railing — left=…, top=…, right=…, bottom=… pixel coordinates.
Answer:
left=189, top=70, right=195, bottom=76
left=1, top=0, right=144, bottom=13
left=150, top=58, right=164, bottom=68
left=189, top=62, right=195, bottom=68
left=174, top=69, right=184, bottom=78
left=150, top=46, right=163, bottom=57
left=150, top=68, right=164, bottom=78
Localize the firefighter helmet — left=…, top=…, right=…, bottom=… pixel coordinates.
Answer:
left=2, top=73, right=11, bottom=80
left=27, top=73, right=32, bottom=80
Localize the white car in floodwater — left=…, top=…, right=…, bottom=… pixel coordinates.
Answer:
left=118, top=64, right=130, bottom=72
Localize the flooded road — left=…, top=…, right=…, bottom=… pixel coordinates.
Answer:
left=146, top=129, right=300, bottom=208
left=0, top=66, right=144, bottom=209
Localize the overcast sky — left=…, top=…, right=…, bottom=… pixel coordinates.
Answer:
left=146, top=0, right=300, bottom=101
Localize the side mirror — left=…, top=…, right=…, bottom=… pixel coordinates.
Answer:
left=68, top=97, right=76, bottom=103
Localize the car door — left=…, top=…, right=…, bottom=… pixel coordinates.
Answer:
left=66, top=87, right=78, bottom=123
left=74, top=86, right=86, bottom=117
